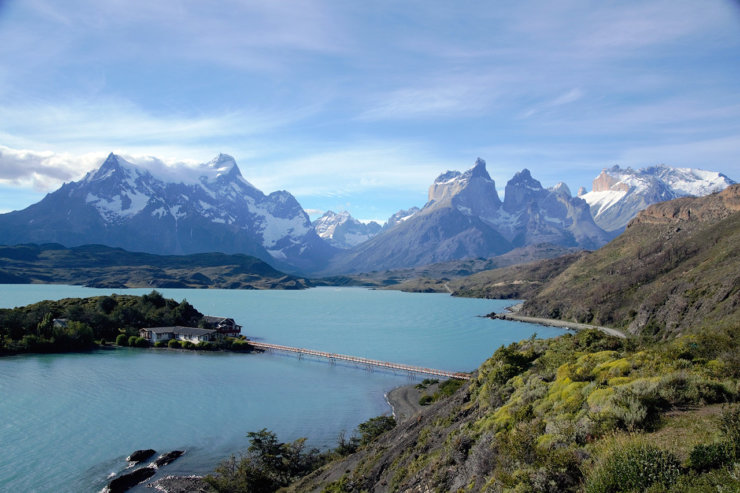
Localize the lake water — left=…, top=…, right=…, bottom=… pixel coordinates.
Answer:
left=0, top=285, right=563, bottom=492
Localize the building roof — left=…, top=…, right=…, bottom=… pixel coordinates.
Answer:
left=142, top=326, right=216, bottom=336
left=203, top=315, right=233, bottom=324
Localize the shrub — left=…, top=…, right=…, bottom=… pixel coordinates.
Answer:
left=181, top=340, right=195, bottom=349
left=167, top=338, right=180, bottom=348
left=419, top=395, right=434, bottom=406
left=115, top=334, right=128, bottom=346
left=585, top=442, right=680, bottom=493
left=689, top=442, right=734, bottom=472
left=154, top=341, right=166, bottom=348
left=197, top=341, right=214, bottom=350
left=357, top=416, right=396, bottom=446
left=134, top=337, right=149, bottom=348
left=720, top=404, right=740, bottom=455
left=127, top=335, right=138, bottom=347
left=231, top=339, right=250, bottom=351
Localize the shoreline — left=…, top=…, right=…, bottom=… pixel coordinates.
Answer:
left=386, top=381, right=440, bottom=423
left=492, top=310, right=626, bottom=339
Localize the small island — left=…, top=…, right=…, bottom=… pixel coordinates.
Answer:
left=0, top=290, right=253, bottom=356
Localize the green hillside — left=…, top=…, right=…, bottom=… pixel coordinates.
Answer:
left=522, top=185, right=740, bottom=337
left=0, top=243, right=311, bottom=290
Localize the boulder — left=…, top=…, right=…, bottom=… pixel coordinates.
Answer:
left=107, top=467, right=156, bottom=493
left=154, top=450, right=185, bottom=467
left=126, top=449, right=156, bottom=464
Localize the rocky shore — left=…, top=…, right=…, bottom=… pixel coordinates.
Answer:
left=386, top=380, right=441, bottom=422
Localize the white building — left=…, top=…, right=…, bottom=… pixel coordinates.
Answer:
left=139, top=326, right=217, bottom=344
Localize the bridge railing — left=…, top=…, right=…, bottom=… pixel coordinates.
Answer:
left=248, top=341, right=470, bottom=380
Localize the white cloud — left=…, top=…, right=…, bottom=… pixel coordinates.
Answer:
left=0, top=146, right=104, bottom=190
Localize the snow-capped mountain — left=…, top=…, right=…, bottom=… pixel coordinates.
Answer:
left=581, top=164, right=735, bottom=232
left=327, top=158, right=609, bottom=273
left=384, top=207, right=420, bottom=230
left=312, top=211, right=382, bottom=249
left=0, top=153, right=335, bottom=273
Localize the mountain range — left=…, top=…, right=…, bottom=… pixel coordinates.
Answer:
left=580, top=164, right=734, bottom=232
left=0, top=153, right=335, bottom=273
left=325, top=159, right=610, bottom=273
left=312, top=211, right=382, bottom=249
left=0, top=153, right=733, bottom=275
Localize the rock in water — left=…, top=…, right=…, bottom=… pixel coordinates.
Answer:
left=154, top=450, right=185, bottom=467
left=126, top=449, right=156, bottom=464
left=108, top=467, right=156, bottom=492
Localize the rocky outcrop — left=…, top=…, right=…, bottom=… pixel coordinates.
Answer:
left=154, top=450, right=185, bottom=467
left=126, top=449, right=156, bottom=464
left=522, top=184, right=740, bottom=336
left=629, top=184, right=740, bottom=226
left=107, top=467, right=156, bottom=493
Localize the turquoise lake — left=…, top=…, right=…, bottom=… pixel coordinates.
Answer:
left=0, top=285, right=564, bottom=492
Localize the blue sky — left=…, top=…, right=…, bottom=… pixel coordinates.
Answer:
left=0, top=1, right=739, bottom=222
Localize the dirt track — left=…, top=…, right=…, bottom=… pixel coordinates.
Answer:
left=493, top=312, right=626, bottom=339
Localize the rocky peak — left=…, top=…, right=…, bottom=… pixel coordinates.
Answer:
left=88, top=153, right=130, bottom=182
left=550, top=182, right=572, bottom=197
left=577, top=186, right=587, bottom=197
left=384, top=207, right=420, bottom=229
left=503, top=169, right=546, bottom=213
left=428, top=158, right=500, bottom=206
left=593, top=168, right=628, bottom=192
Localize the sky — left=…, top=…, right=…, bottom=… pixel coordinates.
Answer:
left=0, top=1, right=739, bottom=222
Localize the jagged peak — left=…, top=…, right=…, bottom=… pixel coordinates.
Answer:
left=87, top=152, right=139, bottom=182
left=205, top=153, right=241, bottom=178
left=468, top=157, right=489, bottom=179
left=508, top=168, right=543, bottom=189
left=550, top=182, right=571, bottom=197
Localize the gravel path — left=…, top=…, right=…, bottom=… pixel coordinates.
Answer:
left=493, top=312, right=626, bottom=339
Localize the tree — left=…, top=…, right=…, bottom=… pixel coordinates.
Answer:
left=357, top=415, right=396, bottom=446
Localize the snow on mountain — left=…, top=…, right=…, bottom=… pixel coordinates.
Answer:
left=312, top=211, right=382, bottom=249
left=581, top=164, right=735, bottom=232
left=327, top=158, right=609, bottom=273
left=0, top=152, right=334, bottom=273
left=384, top=207, right=420, bottom=230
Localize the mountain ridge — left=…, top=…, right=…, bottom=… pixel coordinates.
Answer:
left=0, top=153, right=335, bottom=274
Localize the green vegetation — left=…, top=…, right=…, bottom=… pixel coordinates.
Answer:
left=206, top=415, right=396, bottom=493
left=0, top=290, right=201, bottom=355
left=418, top=378, right=465, bottom=406
left=0, top=243, right=311, bottom=290
left=585, top=440, right=681, bottom=493
left=290, top=328, right=739, bottom=492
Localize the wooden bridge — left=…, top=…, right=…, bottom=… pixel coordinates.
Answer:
left=248, top=341, right=471, bottom=380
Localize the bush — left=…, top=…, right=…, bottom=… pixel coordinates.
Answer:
left=419, top=395, right=434, bottom=406
left=689, top=442, right=734, bottom=472
left=115, top=334, right=128, bottom=346
left=181, top=340, right=195, bottom=349
left=585, top=442, right=680, bottom=493
left=128, top=335, right=138, bottom=347
left=154, top=341, right=166, bottom=348
left=357, top=415, right=396, bottom=446
left=231, top=339, right=250, bottom=351
left=134, top=337, right=149, bottom=348
left=197, top=341, right=214, bottom=350
left=167, top=338, right=180, bottom=348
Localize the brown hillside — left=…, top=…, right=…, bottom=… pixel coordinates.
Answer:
left=521, top=185, right=740, bottom=337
